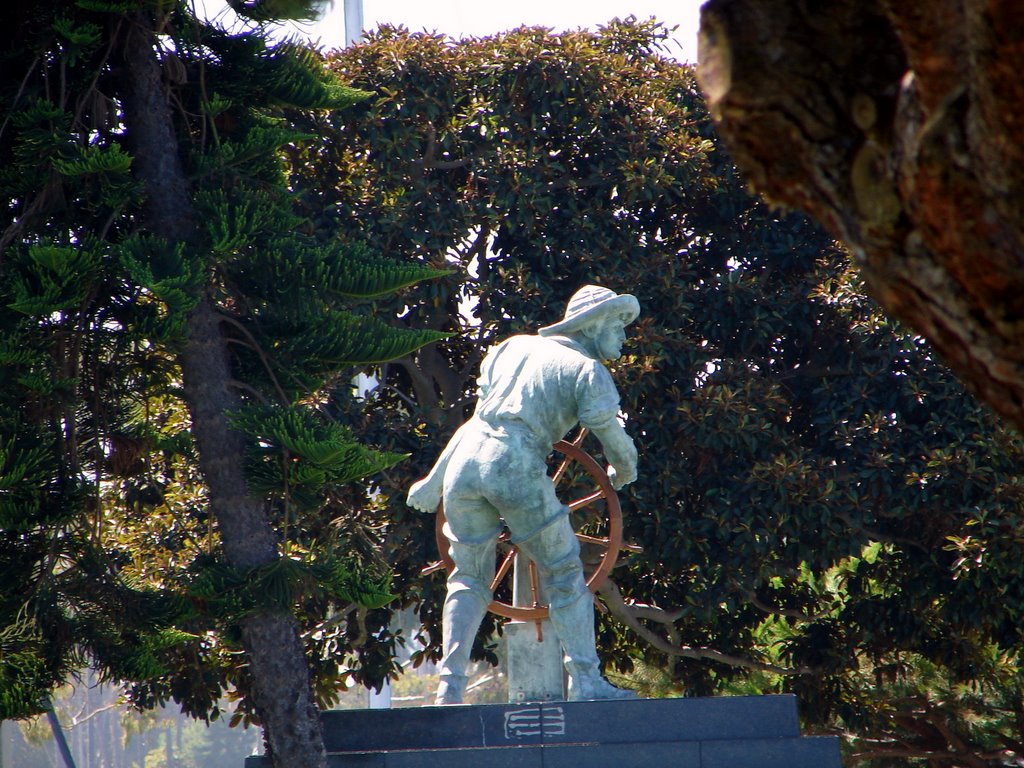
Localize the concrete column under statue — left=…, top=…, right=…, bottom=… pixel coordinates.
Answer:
left=506, top=556, right=564, bottom=702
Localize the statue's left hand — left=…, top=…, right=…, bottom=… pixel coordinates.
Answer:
left=407, top=476, right=442, bottom=512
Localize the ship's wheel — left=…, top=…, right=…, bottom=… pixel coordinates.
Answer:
left=422, top=430, right=628, bottom=624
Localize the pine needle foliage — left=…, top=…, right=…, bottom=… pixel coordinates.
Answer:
left=0, top=0, right=446, bottom=726
left=0, top=622, right=53, bottom=720
left=231, top=404, right=407, bottom=510
left=188, top=553, right=395, bottom=618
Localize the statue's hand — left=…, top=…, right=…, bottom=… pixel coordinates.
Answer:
left=607, top=463, right=636, bottom=490
left=407, top=476, right=442, bottom=513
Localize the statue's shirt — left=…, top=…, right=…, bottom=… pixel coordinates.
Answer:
left=474, top=334, right=620, bottom=447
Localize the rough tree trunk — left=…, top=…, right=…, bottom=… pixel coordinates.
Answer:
left=697, top=0, right=1024, bottom=430
left=119, top=13, right=327, bottom=768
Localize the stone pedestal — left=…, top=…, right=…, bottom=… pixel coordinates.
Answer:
left=244, top=695, right=843, bottom=768
left=505, top=621, right=563, bottom=702
left=506, top=555, right=565, bottom=702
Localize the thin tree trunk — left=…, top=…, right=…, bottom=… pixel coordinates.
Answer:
left=117, top=12, right=326, bottom=768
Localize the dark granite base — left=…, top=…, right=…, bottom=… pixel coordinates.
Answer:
left=245, top=695, right=842, bottom=768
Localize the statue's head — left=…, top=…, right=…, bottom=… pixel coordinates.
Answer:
left=539, top=285, right=640, bottom=360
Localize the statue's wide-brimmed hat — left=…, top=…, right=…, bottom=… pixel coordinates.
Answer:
left=538, top=285, right=640, bottom=337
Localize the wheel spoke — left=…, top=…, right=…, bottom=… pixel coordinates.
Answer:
left=568, top=489, right=604, bottom=511
left=552, top=427, right=589, bottom=486
left=528, top=560, right=541, bottom=607
left=551, top=454, right=574, bottom=486
left=490, top=546, right=517, bottom=592
left=575, top=533, right=610, bottom=546
left=528, top=560, right=544, bottom=641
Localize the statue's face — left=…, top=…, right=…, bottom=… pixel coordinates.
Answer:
left=592, top=318, right=628, bottom=361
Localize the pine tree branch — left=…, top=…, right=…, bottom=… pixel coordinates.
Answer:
left=0, top=53, right=42, bottom=145
left=0, top=176, right=63, bottom=258
left=70, top=16, right=123, bottom=133
left=219, top=313, right=290, bottom=405
left=228, top=379, right=272, bottom=404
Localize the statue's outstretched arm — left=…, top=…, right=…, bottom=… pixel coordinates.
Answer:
left=588, top=416, right=638, bottom=490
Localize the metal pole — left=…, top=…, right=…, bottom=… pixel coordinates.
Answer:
left=343, top=0, right=363, bottom=47
left=45, top=704, right=77, bottom=768
left=368, top=681, right=392, bottom=709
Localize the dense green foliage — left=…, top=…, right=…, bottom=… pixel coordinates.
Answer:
left=289, top=22, right=1024, bottom=765
left=0, top=0, right=444, bottom=730
left=4, top=6, right=1023, bottom=762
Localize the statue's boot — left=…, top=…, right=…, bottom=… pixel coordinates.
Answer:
left=548, top=589, right=636, bottom=701
left=435, top=674, right=468, bottom=706
left=435, top=585, right=490, bottom=705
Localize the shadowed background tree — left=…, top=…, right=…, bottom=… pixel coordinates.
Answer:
left=289, top=21, right=1024, bottom=765
left=0, top=2, right=445, bottom=765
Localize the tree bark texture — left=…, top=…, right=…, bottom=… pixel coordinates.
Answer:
left=697, top=0, right=1024, bottom=430
left=119, top=13, right=326, bottom=768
